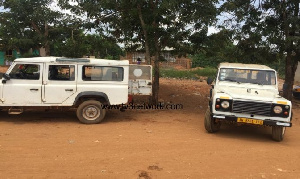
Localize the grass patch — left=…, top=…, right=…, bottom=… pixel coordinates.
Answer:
left=160, top=67, right=217, bottom=79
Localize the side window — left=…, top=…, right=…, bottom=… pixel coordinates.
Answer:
left=82, top=66, right=123, bottom=81
left=48, top=65, right=75, bottom=81
left=9, top=64, right=40, bottom=80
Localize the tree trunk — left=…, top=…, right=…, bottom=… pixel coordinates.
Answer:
left=151, top=21, right=160, bottom=104
left=144, top=41, right=151, bottom=65
left=137, top=1, right=159, bottom=104
left=44, top=22, right=50, bottom=56
left=281, top=0, right=290, bottom=100
left=31, top=21, right=50, bottom=56
left=137, top=4, right=151, bottom=65
left=283, top=52, right=293, bottom=100
left=152, top=38, right=160, bottom=104
left=282, top=0, right=299, bottom=100
left=44, top=40, right=51, bottom=56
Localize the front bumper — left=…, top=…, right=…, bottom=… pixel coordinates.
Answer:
left=213, top=114, right=292, bottom=127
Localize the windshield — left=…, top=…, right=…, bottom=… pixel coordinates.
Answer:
left=218, top=68, right=276, bottom=85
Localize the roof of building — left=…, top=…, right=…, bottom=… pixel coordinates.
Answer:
left=14, top=57, right=129, bottom=66
left=219, top=62, right=274, bottom=70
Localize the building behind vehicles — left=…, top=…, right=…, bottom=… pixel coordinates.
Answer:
left=0, top=57, right=152, bottom=124
left=205, top=63, right=292, bottom=141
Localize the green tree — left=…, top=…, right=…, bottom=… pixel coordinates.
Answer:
left=221, top=0, right=300, bottom=100
left=59, top=0, right=218, bottom=104
left=50, top=30, right=124, bottom=59
left=84, top=34, right=123, bottom=59
left=190, top=29, right=239, bottom=68
left=0, top=0, right=65, bottom=56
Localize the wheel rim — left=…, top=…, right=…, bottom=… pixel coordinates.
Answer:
left=83, top=105, right=100, bottom=121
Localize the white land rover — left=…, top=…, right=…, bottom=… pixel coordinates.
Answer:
left=205, top=63, right=292, bottom=141
left=0, top=57, right=152, bottom=124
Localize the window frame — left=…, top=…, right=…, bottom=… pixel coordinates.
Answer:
left=218, top=68, right=276, bottom=85
left=48, top=65, right=76, bottom=81
left=9, top=63, right=41, bottom=80
left=82, top=66, right=124, bottom=81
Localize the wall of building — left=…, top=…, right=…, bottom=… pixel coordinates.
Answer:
left=0, top=51, right=4, bottom=65
left=120, top=52, right=148, bottom=64
left=0, top=50, right=19, bottom=65
left=120, top=52, right=191, bottom=69
left=0, top=47, right=46, bottom=66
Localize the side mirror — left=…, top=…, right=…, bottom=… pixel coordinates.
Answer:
left=3, top=73, right=10, bottom=80
left=207, top=77, right=214, bottom=85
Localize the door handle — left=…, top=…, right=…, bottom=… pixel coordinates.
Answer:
left=65, top=89, right=74, bottom=92
left=30, top=89, right=39, bottom=91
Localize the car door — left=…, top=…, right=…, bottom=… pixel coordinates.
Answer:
left=42, top=64, right=77, bottom=104
left=2, top=62, right=42, bottom=105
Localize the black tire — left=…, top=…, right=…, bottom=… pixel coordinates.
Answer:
left=204, top=107, right=221, bottom=133
left=76, top=100, right=106, bottom=124
left=272, top=126, right=285, bottom=142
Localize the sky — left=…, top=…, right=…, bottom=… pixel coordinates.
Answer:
left=208, top=26, right=220, bottom=35
left=0, top=6, right=6, bottom=12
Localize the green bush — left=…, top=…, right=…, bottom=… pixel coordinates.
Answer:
left=21, top=52, right=40, bottom=58
left=160, top=67, right=217, bottom=79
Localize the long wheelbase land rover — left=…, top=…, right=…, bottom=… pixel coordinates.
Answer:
left=0, top=57, right=152, bottom=124
left=205, top=63, right=292, bottom=141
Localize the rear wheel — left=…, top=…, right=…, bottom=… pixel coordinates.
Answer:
left=76, top=100, right=106, bottom=124
left=204, top=107, right=221, bottom=133
left=272, top=126, right=285, bottom=142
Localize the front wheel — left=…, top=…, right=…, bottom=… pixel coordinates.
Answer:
left=272, top=126, right=285, bottom=142
left=204, top=107, right=221, bottom=133
left=76, top=100, right=106, bottom=124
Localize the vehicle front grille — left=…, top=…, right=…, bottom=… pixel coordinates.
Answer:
left=232, top=100, right=272, bottom=116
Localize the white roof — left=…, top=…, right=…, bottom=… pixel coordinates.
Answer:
left=219, top=62, right=274, bottom=70
left=14, top=57, right=129, bottom=66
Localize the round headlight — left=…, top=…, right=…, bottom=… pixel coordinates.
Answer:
left=221, top=101, right=230, bottom=109
left=273, top=106, right=283, bottom=114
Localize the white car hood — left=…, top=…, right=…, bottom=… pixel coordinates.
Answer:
left=215, top=85, right=281, bottom=102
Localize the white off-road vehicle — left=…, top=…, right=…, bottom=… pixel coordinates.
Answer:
left=205, top=63, right=292, bottom=141
left=0, top=57, right=152, bottom=124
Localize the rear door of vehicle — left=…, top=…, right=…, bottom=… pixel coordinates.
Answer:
left=128, top=65, right=152, bottom=95
left=42, top=64, right=77, bottom=104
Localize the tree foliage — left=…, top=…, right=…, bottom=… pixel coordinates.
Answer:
left=221, top=0, right=300, bottom=100
left=51, top=31, right=124, bottom=59
left=0, top=0, right=64, bottom=55
left=191, top=29, right=238, bottom=68
left=58, top=0, right=219, bottom=103
left=0, top=0, right=123, bottom=59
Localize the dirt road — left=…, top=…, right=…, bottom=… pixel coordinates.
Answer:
left=1, top=78, right=300, bottom=179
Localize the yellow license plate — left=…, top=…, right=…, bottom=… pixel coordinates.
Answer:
left=237, top=118, right=263, bottom=125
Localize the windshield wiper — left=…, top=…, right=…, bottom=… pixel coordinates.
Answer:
left=224, top=78, right=241, bottom=84
left=251, top=82, right=264, bottom=85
